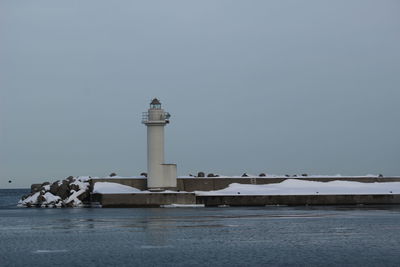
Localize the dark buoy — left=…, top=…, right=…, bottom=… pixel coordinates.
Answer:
left=8, top=180, right=12, bottom=183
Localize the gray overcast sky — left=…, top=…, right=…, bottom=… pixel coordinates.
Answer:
left=1, top=0, right=400, bottom=188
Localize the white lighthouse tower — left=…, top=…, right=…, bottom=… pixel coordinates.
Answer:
left=142, top=98, right=177, bottom=191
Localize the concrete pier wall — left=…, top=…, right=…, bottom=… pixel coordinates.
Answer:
left=92, top=192, right=400, bottom=207
left=196, top=194, right=400, bottom=206
left=92, top=193, right=196, bottom=208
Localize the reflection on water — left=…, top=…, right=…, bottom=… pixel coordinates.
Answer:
left=139, top=245, right=174, bottom=249
left=33, top=249, right=69, bottom=254
left=25, top=210, right=347, bottom=232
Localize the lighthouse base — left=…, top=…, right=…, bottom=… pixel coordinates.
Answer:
left=147, top=164, right=177, bottom=190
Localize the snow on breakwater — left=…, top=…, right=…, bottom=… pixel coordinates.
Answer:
left=196, top=179, right=400, bottom=196
left=18, top=176, right=90, bottom=207
left=93, top=182, right=186, bottom=194
left=93, top=179, right=400, bottom=196
left=93, top=182, right=141, bottom=194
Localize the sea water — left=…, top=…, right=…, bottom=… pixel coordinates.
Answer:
left=1, top=189, right=400, bottom=266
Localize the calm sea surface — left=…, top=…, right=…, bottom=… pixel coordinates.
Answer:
left=1, top=189, right=400, bottom=266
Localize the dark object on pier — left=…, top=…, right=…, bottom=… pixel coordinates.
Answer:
left=109, top=173, right=117, bottom=177
left=242, top=173, right=248, bottom=177
left=259, top=173, right=266, bottom=177
left=285, top=174, right=290, bottom=178
left=301, top=174, right=308, bottom=177
left=207, top=173, right=215, bottom=177
left=197, top=172, right=205, bottom=177
left=293, top=175, right=297, bottom=177
left=378, top=174, right=384, bottom=178
left=140, top=172, right=147, bottom=177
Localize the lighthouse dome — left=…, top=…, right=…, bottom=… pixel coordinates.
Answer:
left=150, top=98, right=161, bottom=109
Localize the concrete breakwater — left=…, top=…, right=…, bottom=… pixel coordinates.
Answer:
left=89, top=176, right=400, bottom=207
left=25, top=176, right=400, bottom=208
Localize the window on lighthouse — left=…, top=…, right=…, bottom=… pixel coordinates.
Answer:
left=150, top=98, right=161, bottom=109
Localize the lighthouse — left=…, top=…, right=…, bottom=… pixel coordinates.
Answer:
left=142, top=98, right=177, bottom=191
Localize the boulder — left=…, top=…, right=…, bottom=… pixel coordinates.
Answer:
left=301, top=174, right=308, bottom=177
left=37, top=193, right=46, bottom=205
left=65, top=201, right=75, bottom=208
left=242, top=173, right=248, bottom=177
left=56, top=181, right=70, bottom=199
left=77, top=191, right=89, bottom=201
left=197, top=172, right=205, bottom=178
left=70, top=183, right=80, bottom=192
left=259, top=173, right=266, bottom=177
left=207, top=173, right=215, bottom=177
left=31, top=184, right=42, bottom=193
left=49, top=182, right=60, bottom=195
left=109, top=173, right=117, bottom=177
left=140, top=172, right=147, bottom=177
left=41, top=182, right=50, bottom=187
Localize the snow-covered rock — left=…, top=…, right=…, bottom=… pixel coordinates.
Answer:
left=18, top=176, right=91, bottom=208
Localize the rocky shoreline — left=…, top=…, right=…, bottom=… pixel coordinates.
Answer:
left=18, top=176, right=90, bottom=208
